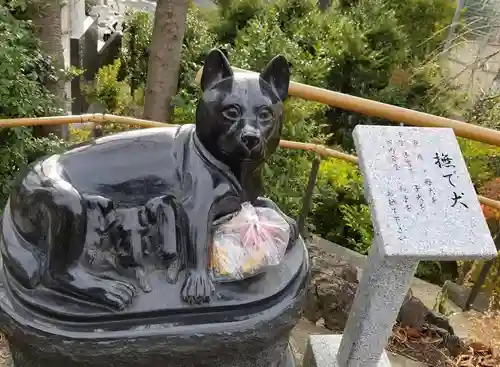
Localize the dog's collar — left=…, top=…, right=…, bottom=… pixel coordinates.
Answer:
left=191, top=129, right=243, bottom=193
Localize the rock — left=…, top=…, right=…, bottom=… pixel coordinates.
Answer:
left=443, top=280, right=491, bottom=312
left=397, top=291, right=429, bottom=330
left=397, top=292, right=465, bottom=357
left=303, top=242, right=358, bottom=332
left=398, top=291, right=455, bottom=335
left=443, top=334, right=465, bottom=357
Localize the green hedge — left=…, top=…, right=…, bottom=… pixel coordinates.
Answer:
left=0, top=3, right=68, bottom=208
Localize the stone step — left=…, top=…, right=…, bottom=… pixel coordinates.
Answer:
left=290, top=319, right=427, bottom=367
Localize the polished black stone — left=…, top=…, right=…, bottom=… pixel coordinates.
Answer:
left=0, top=236, right=308, bottom=366
left=0, top=49, right=309, bottom=366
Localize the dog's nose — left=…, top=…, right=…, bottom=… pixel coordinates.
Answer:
left=241, top=134, right=262, bottom=151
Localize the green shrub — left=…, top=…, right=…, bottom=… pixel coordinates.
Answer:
left=212, top=0, right=265, bottom=45
left=264, top=99, right=327, bottom=218
left=384, top=0, right=457, bottom=59
left=311, top=158, right=372, bottom=254
left=0, top=6, right=63, bottom=118
left=68, top=125, right=92, bottom=143
left=467, top=95, right=500, bottom=132
left=459, top=138, right=500, bottom=186
left=84, top=58, right=144, bottom=134
left=0, top=4, right=67, bottom=208
left=120, top=10, right=153, bottom=93
left=323, top=1, right=462, bottom=150
left=85, top=58, right=143, bottom=117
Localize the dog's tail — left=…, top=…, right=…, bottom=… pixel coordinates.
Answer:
left=2, top=155, right=86, bottom=288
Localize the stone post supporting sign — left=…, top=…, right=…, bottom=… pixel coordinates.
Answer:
left=304, top=126, right=497, bottom=367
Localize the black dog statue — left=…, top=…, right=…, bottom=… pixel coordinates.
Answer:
left=0, top=49, right=298, bottom=311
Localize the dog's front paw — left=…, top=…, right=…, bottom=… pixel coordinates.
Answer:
left=166, top=256, right=182, bottom=284
left=181, top=269, right=215, bottom=304
left=63, top=268, right=137, bottom=311
left=100, top=279, right=137, bottom=310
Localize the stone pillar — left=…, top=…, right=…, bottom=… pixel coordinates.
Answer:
left=61, top=0, right=72, bottom=139
left=71, top=0, right=87, bottom=37
left=69, top=0, right=99, bottom=115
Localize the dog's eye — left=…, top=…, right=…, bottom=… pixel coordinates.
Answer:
left=222, top=105, right=241, bottom=120
left=258, top=107, right=273, bottom=121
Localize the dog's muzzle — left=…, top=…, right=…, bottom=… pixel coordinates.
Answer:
left=241, top=133, right=263, bottom=154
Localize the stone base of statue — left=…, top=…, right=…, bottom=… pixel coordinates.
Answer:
left=0, top=237, right=308, bottom=367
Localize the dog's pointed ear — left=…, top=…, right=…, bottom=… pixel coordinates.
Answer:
left=201, top=49, right=234, bottom=92
left=260, top=55, right=290, bottom=102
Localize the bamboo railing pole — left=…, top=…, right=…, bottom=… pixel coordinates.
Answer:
left=104, top=114, right=175, bottom=128
left=196, top=66, right=500, bottom=147
left=0, top=114, right=172, bottom=129
left=478, top=195, right=500, bottom=212
left=0, top=114, right=103, bottom=128
left=278, top=140, right=359, bottom=163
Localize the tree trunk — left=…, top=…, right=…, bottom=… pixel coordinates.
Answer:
left=31, top=0, right=67, bottom=137
left=143, top=0, right=189, bottom=122
left=317, top=0, right=332, bottom=11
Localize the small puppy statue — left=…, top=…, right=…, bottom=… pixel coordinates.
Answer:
left=0, top=49, right=298, bottom=310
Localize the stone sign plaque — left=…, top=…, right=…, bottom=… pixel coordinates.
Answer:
left=353, top=125, right=496, bottom=260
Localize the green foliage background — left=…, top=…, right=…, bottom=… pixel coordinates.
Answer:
left=0, top=1, right=68, bottom=208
